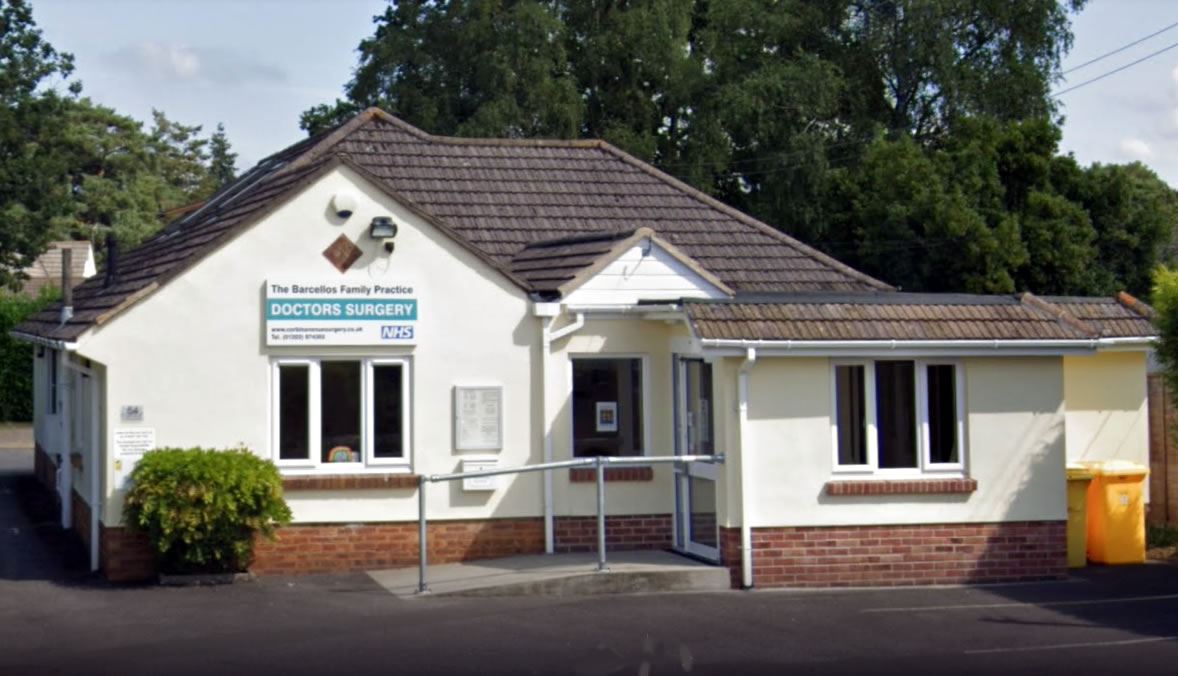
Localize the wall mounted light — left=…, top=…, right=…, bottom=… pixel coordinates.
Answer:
left=370, top=216, right=398, bottom=254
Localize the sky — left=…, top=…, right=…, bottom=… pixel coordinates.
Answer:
left=27, top=0, right=1178, bottom=186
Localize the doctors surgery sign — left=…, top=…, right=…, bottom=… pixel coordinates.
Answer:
left=265, top=280, right=417, bottom=346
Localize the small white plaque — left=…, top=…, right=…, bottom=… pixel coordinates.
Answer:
left=454, top=386, right=503, bottom=451
left=121, top=405, right=144, bottom=422
left=462, top=457, right=498, bottom=492
left=114, top=428, right=156, bottom=455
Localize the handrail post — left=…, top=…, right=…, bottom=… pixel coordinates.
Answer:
left=596, top=456, right=608, bottom=573
left=417, top=476, right=430, bottom=594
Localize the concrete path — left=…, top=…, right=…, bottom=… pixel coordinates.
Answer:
left=369, top=550, right=730, bottom=597
left=0, top=422, right=32, bottom=449
left=0, top=439, right=86, bottom=584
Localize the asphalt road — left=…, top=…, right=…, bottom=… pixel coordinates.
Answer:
left=4, top=447, right=1178, bottom=676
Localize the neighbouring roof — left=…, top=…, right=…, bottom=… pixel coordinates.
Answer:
left=684, top=292, right=1157, bottom=343
left=15, top=108, right=889, bottom=342
left=23, top=241, right=92, bottom=280
left=13, top=241, right=93, bottom=298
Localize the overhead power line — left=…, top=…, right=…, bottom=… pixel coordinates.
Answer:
left=1052, top=38, right=1178, bottom=98
left=1062, top=20, right=1178, bottom=75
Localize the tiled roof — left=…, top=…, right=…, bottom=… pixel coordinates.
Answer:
left=1039, top=294, right=1157, bottom=338
left=509, top=229, right=638, bottom=294
left=14, top=108, right=889, bottom=342
left=684, top=293, right=1155, bottom=342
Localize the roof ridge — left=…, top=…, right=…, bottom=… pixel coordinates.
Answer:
left=1018, top=292, right=1097, bottom=338
left=1116, top=291, right=1155, bottom=318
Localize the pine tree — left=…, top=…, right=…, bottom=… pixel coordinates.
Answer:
left=206, top=123, right=237, bottom=192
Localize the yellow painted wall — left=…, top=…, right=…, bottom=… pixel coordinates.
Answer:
left=1062, top=352, right=1148, bottom=465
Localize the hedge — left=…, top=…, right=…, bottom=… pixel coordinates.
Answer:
left=123, top=447, right=293, bottom=575
left=0, top=288, right=58, bottom=422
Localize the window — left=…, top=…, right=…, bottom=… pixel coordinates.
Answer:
left=273, top=358, right=410, bottom=469
left=832, top=360, right=964, bottom=473
left=572, top=357, right=644, bottom=457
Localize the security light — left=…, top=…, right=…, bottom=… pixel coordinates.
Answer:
left=369, top=217, right=398, bottom=239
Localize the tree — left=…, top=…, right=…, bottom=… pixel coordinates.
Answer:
left=0, top=0, right=76, bottom=289
left=205, top=122, right=237, bottom=192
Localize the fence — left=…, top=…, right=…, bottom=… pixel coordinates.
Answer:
left=1148, top=374, right=1178, bottom=524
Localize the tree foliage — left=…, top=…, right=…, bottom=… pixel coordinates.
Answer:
left=0, top=0, right=243, bottom=277
left=307, top=0, right=1178, bottom=298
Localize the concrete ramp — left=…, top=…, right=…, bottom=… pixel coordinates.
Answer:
left=368, top=550, right=730, bottom=598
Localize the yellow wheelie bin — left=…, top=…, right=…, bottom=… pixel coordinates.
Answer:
left=1065, top=463, right=1094, bottom=568
left=1084, top=460, right=1149, bottom=564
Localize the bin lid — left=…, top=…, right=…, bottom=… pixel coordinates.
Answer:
left=1065, top=462, right=1094, bottom=480
left=1085, top=459, right=1149, bottom=478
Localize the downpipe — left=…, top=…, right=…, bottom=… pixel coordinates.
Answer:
left=738, top=348, right=757, bottom=589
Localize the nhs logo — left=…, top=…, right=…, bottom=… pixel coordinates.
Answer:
left=380, top=325, right=414, bottom=341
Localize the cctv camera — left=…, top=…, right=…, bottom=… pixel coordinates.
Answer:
left=330, top=193, right=357, bottom=220
left=382, top=238, right=396, bottom=254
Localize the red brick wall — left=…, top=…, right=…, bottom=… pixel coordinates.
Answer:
left=33, top=443, right=57, bottom=493
left=70, top=490, right=91, bottom=553
left=553, top=514, right=672, bottom=553
left=100, top=525, right=155, bottom=583
left=249, top=518, right=545, bottom=575
left=719, top=521, right=1066, bottom=588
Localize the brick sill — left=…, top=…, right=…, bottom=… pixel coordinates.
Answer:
left=569, top=467, right=654, bottom=483
left=281, top=474, right=418, bottom=492
left=824, top=478, right=977, bottom=496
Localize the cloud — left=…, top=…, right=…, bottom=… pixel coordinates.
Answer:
left=105, top=41, right=287, bottom=86
left=1118, top=137, right=1153, bottom=160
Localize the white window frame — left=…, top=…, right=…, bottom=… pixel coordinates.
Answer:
left=271, top=357, right=412, bottom=473
left=830, top=359, right=966, bottom=476
left=567, top=354, right=651, bottom=458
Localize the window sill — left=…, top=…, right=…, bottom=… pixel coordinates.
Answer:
left=281, top=474, right=418, bottom=492
left=568, top=467, right=654, bottom=483
left=824, top=478, right=977, bottom=496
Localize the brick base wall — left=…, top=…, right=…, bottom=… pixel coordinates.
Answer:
left=100, top=525, right=155, bottom=583
left=719, top=521, right=1066, bottom=588
left=553, top=514, right=672, bottom=553
left=251, top=518, right=545, bottom=575
left=70, top=490, right=91, bottom=553
left=33, top=443, right=57, bottom=493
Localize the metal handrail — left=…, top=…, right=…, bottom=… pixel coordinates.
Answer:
left=416, top=453, right=725, bottom=594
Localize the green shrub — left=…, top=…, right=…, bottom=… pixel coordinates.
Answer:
left=1147, top=523, right=1178, bottom=549
left=123, top=448, right=292, bottom=574
left=0, top=287, right=59, bottom=421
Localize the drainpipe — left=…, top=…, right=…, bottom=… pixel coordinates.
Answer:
left=737, top=348, right=757, bottom=589
left=534, top=303, right=584, bottom=553
left=58, top=248, right=74, bottom=531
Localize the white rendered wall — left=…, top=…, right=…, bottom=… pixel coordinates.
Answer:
left=80, top=166, right=544, bottom=525
left=740, top=356, right=1067, bottom=527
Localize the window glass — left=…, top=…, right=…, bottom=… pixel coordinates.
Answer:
left=278, top=364, right=309, bottom=461
left=835, top=365, right=867, bottom=465
left=876, top=360, right=917, bottom=468
left=321, top=361, right=361, bottom=463
left=927, top=364, right=958, bottom=464
left=48, top=348, right=58, bottom=415
left=372, top=364, right=404, bottom=459
left=572, top=358, right=643, bottom=457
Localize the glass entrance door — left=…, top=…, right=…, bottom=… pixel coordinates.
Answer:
left=674, top=357, right=719, bottom=561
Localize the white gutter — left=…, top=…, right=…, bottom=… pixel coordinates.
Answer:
left=737, top=347, right=757, bottom=589
left=700, top=337, right=1154, bottom=352
left=8, top=331, right=79, bottom=351
left=534, top=303, right=586, bottom=554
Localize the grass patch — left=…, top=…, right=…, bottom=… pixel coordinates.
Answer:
left=1147, top=523, right=1178, bottom=549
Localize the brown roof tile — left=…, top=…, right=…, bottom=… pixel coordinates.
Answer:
left=684, top=293, right=1154, bottom=342
left=15, top=108, right=891, bottom=342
